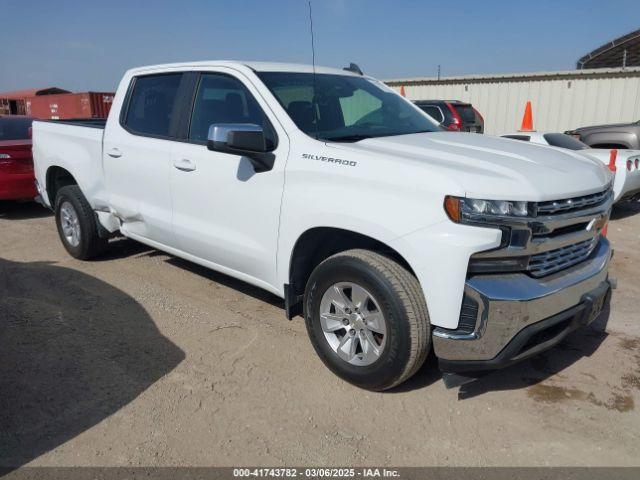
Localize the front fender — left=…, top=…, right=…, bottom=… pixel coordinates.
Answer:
left=389, top=221, right=502, bottom=329
left=277, top=214, right=502, bottom=330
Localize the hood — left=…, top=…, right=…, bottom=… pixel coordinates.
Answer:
left=581, top=148, right=640, bottom=165
left=328, top=132, right=611, bottom=201
left=575, top=121, right=639, bottom=132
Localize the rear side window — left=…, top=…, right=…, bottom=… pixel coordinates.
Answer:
left=124, top=73, right=183, bottom=137
left=189, top=73, right=276, bottom=147
left=420, top=105, right=444, bottom=123
left=543, top=133, right=589, bottom=151
left=0, top=117, right=32, bottom=140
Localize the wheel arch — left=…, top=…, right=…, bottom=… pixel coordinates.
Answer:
left=46, top=166, right=78, bottom=206
left=284, top=226, right=416, bottom=319
left=582, top=131, right=635, bottom=150
left=591, top=143, right=630, bottom=149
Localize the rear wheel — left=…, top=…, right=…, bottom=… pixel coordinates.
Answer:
left=304, top=249, right=430, bottom=391
left=55, top=185, right=107, bottom=260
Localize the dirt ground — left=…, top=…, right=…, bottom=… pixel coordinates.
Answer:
left=1, top=200, right=639, bottom=468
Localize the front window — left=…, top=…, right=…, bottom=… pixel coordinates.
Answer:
left=189, top=73, right=276, bottom=148
left=257, top=72, right=440, bottom=142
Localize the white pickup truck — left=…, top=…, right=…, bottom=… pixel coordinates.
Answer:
left=33, top=61, right=614, bottom=390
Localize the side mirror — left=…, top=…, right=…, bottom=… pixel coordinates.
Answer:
left=207, top=123, right=274, bottom=172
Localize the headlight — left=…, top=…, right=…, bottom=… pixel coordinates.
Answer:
left=444, top=196, right=530, bottom=223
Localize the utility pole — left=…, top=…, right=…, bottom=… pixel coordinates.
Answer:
left=623, top=49, right=627, bottom=69
left=437, top=64, right=441, bottom=81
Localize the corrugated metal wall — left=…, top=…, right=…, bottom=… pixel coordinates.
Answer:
left=386, top=68, right=640, bottom=135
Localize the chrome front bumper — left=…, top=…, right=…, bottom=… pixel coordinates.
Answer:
left=433, top=237, right=611, bottom=364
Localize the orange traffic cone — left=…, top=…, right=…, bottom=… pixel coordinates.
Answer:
left=400, top=85, right=406, bottom=97
left=519, top=101, right=534, bottom=131
left=608, top=149, right=618, bottom=172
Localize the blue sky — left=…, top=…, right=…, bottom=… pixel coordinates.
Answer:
left=1, top=0, right=639, bottom=92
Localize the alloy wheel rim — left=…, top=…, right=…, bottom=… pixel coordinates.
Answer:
left=319, top=282, right=387, bottom=366
left=60, top=202, right=81, bottom=247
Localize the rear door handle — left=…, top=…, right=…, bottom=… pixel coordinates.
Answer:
left=107, top=148, right=122, bottom=158
left=173, top=158, right=196, bottom=172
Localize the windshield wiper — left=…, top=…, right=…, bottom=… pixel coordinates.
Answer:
left=323, top=134, right=375, bottom=142
left=323, top=129, right=437, bottom=142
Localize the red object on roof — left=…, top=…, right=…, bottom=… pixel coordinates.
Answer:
left=0, top=87, right=70, bottom=99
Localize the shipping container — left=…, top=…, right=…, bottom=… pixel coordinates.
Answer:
left=25, top=92, right=114, bottom=120
left=0, top=98, right=26, bottom=115
left=0, top=87, right=70, bottom=116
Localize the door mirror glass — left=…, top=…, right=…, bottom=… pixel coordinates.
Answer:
left=207, top=123, right=275, bottom=173
left=207, top=123, right=268, bottom=154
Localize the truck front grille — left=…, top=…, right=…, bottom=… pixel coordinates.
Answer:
left=536, top=189, right=611, bottom=215
left=527, top=237, right=599, bottom=277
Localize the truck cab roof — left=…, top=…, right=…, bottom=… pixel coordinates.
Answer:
left=127, top=60, right=360, bottom=77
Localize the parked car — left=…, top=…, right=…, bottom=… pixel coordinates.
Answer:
left=413, top=100, right=484, bottom=133
left=501, top=131, right=640, bottom=203
left=33, top=61, right=612, bottom=390
left=0, top=115, right=36, bottom=200
left=567, top=120, right=640, bottom=149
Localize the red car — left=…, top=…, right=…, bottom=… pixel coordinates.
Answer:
left=0, top=115, right=36, bottom=200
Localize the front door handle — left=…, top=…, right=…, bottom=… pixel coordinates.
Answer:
left=173, top=158, right=196, bottom=172
left=107, top=148, right=123, bottom=158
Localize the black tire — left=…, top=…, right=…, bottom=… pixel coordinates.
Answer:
left=304, top=249, right=430, bottom=391
left=54, top=185, right=108, bottom=260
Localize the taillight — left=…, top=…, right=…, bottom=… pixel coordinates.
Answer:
left=635, top=158, right=639, bottom=170
left=627, top=159, right=633, bottom=171
left=0, top=151, right=33, bottom=174
left=445, top=102, right=463, bottom=131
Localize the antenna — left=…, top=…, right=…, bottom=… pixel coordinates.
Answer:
left=343, top=63, right=363, bottom=75
left=308, top=0, right=319, bottom=139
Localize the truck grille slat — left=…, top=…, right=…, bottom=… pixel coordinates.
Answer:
left=527, top=237, right=599, bottom=277
left=536, top=189, right=610, bottom=215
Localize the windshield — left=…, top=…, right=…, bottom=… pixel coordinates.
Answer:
left=257, top=72, right=441, bottom=142
left=0, top=117, right=32, bottom=141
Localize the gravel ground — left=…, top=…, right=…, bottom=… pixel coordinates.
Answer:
left=0, top=200, right=639, bottom=468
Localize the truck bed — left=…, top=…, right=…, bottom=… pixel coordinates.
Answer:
left=35, top=118, right=107, bottom=129
left=32, top=118, right=107, bottom=209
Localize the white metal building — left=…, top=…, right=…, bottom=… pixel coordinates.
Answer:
left=385, top=67, right=640, bottom=135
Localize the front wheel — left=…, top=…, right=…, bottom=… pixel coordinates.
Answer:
left=304, top=249, right=430, bottom=391
left=55, top=185, right=107, bottom=260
